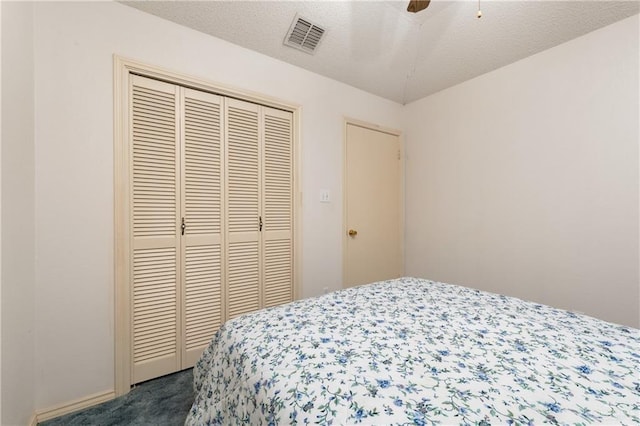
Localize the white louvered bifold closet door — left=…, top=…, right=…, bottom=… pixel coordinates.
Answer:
left=262, top=108, right=294, bottom=308
left=225, top=99, right=261, bottom=319
left=181, top=88, right=224, bottom=368
left=127, top=75, right=295, bottom=385
left=130, top=75, right=181, bottom=383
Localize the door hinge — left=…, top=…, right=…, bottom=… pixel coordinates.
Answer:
left=397, top=149, right=401, bottom=160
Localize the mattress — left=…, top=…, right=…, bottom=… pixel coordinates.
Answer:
left=186, top=277, right=640, bottom=424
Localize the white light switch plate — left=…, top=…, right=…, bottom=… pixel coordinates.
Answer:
left=320, top=190, right=330, bottom=203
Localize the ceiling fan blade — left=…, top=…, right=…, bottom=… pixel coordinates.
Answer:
left=407, top=0, right=431, bottom=13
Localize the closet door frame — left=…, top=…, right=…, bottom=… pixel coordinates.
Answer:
left=114, top=56, right=302, bottom=397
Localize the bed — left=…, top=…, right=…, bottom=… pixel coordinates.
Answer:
left=185, top=277, right=640, bottom=424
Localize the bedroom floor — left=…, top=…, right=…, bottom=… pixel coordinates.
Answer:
left=39, top=369, right=194, bottom=426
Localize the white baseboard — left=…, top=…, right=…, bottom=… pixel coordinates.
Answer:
left=33, top=390, right=115, bottom=424
left=28, top=413, right=37, bottom=426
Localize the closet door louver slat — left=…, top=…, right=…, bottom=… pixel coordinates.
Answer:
left=262, top=108, right=294, bottom=308
left=182, top=88, right=224, bottom=368
left=226, top=99, right=261, bottom=319
left=131, top=75, right=180, bottom=383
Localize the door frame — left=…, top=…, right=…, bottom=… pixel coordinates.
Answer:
left=342, top=118, right=405, bottom=288
left=114, top=56, right=303, bottom=397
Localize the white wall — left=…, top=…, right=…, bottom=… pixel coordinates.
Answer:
left=32, top=1, right=403, bottom=411
left=1, top=2, right=36, bottom=424
left=404, top=15, right=639, bottom=328
left=0, top=3, right=3, bottom=422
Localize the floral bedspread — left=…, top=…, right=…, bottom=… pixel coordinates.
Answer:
left=186, top=277, right=640, bottom=425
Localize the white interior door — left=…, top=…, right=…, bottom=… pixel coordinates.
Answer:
left=130, top=75, right=181, bottom=383
left=181, top=88, right=224, bottom=368
left=262, top=107, right=294, bottom=308
left=225, top=98, right=261, bottom=319
left=344, top=122, right=403, bottom=288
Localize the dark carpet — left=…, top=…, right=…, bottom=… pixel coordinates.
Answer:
left=39, top=369, right=194, bottom=426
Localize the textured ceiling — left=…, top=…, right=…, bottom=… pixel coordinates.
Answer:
left=123, top=1, right=640, bottom=104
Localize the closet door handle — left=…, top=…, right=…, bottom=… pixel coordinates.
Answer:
left=259, top=216, right=263, bottom=232
left=181, top=217, right=186, bottom=235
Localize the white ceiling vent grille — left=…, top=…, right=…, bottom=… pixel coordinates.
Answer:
left=284, top=14, right=325, bottom=54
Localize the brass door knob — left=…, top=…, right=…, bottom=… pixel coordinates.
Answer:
left=348, top=229, right=358, bottom=237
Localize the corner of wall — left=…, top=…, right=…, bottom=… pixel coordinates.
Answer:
left=1, top=1, right=37, bottom=425
left=0, top=2, right=3, bottom=422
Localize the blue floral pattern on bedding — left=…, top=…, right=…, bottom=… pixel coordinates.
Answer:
left=186, top=277, right=640, bottom=425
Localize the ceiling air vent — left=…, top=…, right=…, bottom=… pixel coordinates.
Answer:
left=284, top=14, right=326, bottom=54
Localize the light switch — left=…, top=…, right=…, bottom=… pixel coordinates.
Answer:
left=320, top=190, right=331, bottom=203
